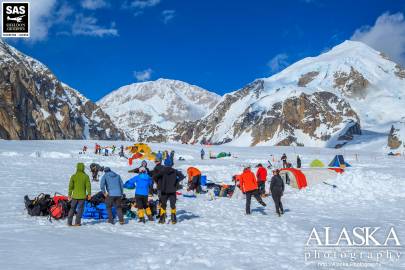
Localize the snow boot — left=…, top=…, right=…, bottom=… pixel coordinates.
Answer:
left=171, top=209, right=177, bottom=224
left=138, top=209, right=146, bottom=223
left=159, top=209, right=166, bottom=224
left=146, top=207, right=154, bottom=221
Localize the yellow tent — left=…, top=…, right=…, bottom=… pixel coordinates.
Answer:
left=126, top=143, right=156, bottom=161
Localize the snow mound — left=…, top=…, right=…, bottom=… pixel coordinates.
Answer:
left=292, top=169, right=405, bottom=204
left=0, top=151, right=21, bottom=157
left=30, top=151, right=72, bottom=159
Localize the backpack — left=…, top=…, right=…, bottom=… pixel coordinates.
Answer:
left=24, top=193, right=52, bottom=216
left=90, top=191, right=105, bottom=206
left=49, top=193, right=70, bottom=220
left=121, top=194, right=135, bottom=214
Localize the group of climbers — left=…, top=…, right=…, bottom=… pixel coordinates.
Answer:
left=92, top=143, right=124, bottom=157
left=233, top=163, right=285, bottom=216
left=60, top=147, right=292, bottom=227
left=67, top=155, right=185, bottom=226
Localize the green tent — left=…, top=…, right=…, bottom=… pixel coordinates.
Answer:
left=217, top=152, right=228, bottom=158
left=310, top=159, right=325, bottom=167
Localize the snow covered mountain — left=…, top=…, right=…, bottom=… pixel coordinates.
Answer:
left=98, top=79, right=220, bottom=141
left=0, top=39, right=124, bottom=140
left=174, top=40, right=405, bottom=147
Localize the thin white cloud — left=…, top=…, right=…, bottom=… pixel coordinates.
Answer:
left=72, top=14, right=118, bottom=37
left=130, top=0, right=160, bottom=9
left=134, top=68, right=153, bottom=81
left=26, top=0, right=58, bottom=42
left=267, top=53, right=289, bottom=73
left=162, top=10, right=175, bottom=24
left=351, top=12, right=405, bottom=65
left=81, top=0, right=109, bottom=10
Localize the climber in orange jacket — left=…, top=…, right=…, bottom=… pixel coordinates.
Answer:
left=187, top=167, right=202, bottom=193
left=239, top=166, right=266, bottom=215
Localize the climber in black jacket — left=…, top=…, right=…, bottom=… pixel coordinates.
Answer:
left=270, top=169, right=285, bottom=217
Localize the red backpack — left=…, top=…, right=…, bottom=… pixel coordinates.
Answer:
left=49, top=193, right=70, bottom=220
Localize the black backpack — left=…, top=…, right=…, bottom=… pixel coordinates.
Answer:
left=24, top=193, right=52, bottom=216
left=121, top=195, right=134, bottom=214
left=89, top=191, right=105, bottom=206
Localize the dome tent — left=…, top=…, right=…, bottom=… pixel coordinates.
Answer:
left=279, top=168, right=343, bottom=189
left=310, top=159, right=325, bottom=167
left=329, top=155, right=351, bottom=168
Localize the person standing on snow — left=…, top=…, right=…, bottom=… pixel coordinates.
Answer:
left=126, top=167, right=154, bottom=223
left=270, top=169, right=284, bottom=217
left=67, top=163, right=91, bottom=226
left=151, top=158, right=165, bottom=216
left=119, top=145, right=125, bottom=157
left=164, top=151, right=174, bottom=167
left=296, top=155, right=302, bottom=168
left=256, top=164, right=267, bottom=196
left=153, top=166, right=185, bottom=224
left=156, top=151, right=163, bottom=161
left=239, top=166, right=266, bottom=215
left=200, top=149, right=205, bottom=160
left=100, top=167, right=124, bottom=225
left=128, top=160, right=151, bottom=175
left=281, top=153, right=288, bottom=168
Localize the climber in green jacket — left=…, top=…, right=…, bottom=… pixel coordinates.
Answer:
left=67, top=163, right=91, bottom=226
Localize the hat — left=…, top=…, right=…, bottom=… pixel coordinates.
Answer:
left=154, top=158, right=162, bottom=163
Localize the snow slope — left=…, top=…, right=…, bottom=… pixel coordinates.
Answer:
left=98, top=79, right=220, bottom=140
left=0, top=140, right=404, bottom=270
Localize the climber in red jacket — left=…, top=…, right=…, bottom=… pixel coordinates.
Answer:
left=256, top=164, right=267, bottom=196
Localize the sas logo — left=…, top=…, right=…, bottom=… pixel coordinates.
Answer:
left=2, top=2, right=29, bottom=38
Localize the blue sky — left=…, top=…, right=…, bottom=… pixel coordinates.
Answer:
left=7, top=0, right=405, bottom=100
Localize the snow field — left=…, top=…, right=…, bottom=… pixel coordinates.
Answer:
left=0, top=140, right=404, bottom=270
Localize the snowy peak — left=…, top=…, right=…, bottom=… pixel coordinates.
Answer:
left=98, top=79, right=221, bottom=141
left=174, top=40, right=405, bottom=147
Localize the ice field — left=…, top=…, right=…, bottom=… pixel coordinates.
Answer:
left=0, top=140, right=404, bottom=270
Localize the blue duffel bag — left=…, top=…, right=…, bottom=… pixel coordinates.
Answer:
left=82, top=202, right=116, bottom=220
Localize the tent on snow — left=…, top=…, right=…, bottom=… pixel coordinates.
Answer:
left=329, top=155, right=351, bottom=168
left=310, top=159, right=325, bottom=168
left=127, top=143, right=156, bottom=165
left=216, top=152, right=228, bottom=158
left=279, top=168, right=343, bottom=189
